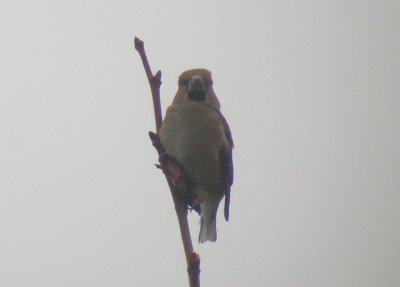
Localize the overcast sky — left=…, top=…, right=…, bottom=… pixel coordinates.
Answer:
left=1, top=1, right=399, bottom=286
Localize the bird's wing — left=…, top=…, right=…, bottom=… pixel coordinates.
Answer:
left=216, top=110, right=234, bottom=221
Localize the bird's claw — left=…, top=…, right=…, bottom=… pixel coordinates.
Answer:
left=157, top=152, right=185, bottom=184
left=165, top=160, right=185, bottom=183
left=189, top=197, right=203, bottom=211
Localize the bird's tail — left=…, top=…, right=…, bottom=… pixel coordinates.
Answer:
left=198, top=199, right=219, bottom=243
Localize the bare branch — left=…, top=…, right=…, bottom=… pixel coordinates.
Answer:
left=134, top=37, right=201, bottom=287
left=134, top=37, right=163, bottom=133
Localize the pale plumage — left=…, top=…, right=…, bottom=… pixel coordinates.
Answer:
left=159, top=69, right=233, bottom=243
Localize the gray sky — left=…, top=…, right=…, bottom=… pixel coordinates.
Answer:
left=1, top=1, right=399, bottom=286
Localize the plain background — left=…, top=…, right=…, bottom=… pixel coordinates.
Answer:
left=1, top=1, right=399, bottom=286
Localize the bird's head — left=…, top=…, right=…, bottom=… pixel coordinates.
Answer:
left=173, top=69, right=220, bottom=109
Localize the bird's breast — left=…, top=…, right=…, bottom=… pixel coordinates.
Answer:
left=159, top=103, right=225, bottom=191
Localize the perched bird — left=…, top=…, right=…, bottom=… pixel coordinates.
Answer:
left=159, top=69, right=234, bottom=243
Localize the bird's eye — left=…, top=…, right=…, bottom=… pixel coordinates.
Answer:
left=179, top=79, right=187, bottom=87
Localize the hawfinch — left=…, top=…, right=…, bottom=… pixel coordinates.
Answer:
left=159, top=69, right=234, bottom=243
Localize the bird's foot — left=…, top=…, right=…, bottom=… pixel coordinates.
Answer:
left=189, top=197, right=203, bottom=211
left=156, top=152, right=186, bottom=184
left=157, top=150, right=168, bottom=165
left=165, top=159, right=185, bottom=183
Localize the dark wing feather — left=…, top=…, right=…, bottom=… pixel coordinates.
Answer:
left=217, top=110, right=234, bottom=221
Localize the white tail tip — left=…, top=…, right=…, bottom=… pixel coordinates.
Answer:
left=199, top=216, right=217, bottom=243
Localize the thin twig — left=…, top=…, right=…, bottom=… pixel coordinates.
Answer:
left=134, top=37, right=163, bottom=133
left=134, top=37, right=200, bottom=287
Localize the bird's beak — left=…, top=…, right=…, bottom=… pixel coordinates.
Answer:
left=188, top=75, right=206, bottom=92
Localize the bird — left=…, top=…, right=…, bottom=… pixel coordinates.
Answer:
left=159, top=69, right=234, bottom=243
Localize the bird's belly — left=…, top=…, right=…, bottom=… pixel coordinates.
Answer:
left=170, top=126, right=223, bottom=193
